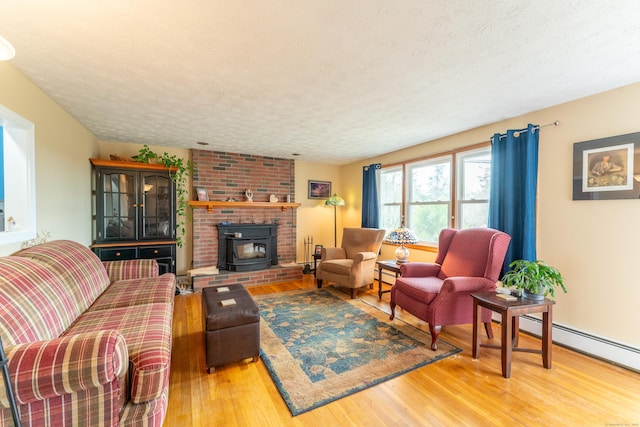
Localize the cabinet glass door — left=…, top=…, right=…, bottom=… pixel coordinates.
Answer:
left=102, top=171, right=137, bottom=240
left=141, top=172, right=174, bottom=239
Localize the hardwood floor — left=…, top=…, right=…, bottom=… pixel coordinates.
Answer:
left=166, top=275, right=640, bottom=426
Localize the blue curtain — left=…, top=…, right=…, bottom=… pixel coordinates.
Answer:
left=489, top=124, right=539, bottom=270
left=362, top=163, right=381, bottom=228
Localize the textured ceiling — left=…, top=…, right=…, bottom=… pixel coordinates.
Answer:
left=1, top=1, right=640, bottom=164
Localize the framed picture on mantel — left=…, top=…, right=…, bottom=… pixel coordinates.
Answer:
left=196, top=187, right=209, bottom=201
left=308, top=180, right=331, bottom=199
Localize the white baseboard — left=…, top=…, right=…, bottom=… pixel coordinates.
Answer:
left=516, top=315, right=640, bottom=373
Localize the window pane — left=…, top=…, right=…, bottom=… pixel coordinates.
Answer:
left=457, top=147, right=491, bottom=229
left=380, top=204, right=401, bottom=232
left=379, top=166, right=403, bottom=231
left=408, top=158, right=451, bottom=203
left=459, top=202, right=489, bottom=229
left=379, top=167, right=402, bottom=204
left=460, top=150, right=491, bottom=200
left=408, top=203, right=449, bottom=243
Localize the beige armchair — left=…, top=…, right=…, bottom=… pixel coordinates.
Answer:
left=316, top=227, right=385, bottom=298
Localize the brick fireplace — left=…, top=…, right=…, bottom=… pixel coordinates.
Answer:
left=191, top=150, right=302, bottom=290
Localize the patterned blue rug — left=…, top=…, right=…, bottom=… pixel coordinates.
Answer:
left=254, top=288, right=461, bottom=415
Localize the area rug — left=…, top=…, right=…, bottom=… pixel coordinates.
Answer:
left=254, top=288, right=461, bottom=415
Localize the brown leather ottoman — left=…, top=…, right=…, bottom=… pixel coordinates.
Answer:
left=202, top=285, right=260, bottom=373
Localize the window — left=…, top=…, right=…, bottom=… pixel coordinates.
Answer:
left=456, top=147, right=491, bottom=229
left=378, top=144, right=490, bottom=245
left=0, top=104, right=36, bottom=245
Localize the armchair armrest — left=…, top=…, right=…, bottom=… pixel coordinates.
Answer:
left=1, top=330, right=128, bottom=406
left=400, top=262, right=442, bottom=277
left=321, top=247, right=346, bottom=261
left=352, top=251, right=377, bottom=265
left=103, top=259, right=159, bottom=281
left=439, top=276, right=496, bottom=294
left=432, top=277, right=496, bottom=304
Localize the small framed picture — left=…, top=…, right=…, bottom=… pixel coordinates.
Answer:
left=196, top=187, right=209, bottom=201
left=314, top=245, right=323, bottom=256
left=308, top=180, right=331, bottom=199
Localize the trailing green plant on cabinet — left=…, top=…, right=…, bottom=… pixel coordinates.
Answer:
left=90, top=158, right=177, bottom=274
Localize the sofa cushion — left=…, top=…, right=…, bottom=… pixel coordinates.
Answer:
left=89, top=274, right=176, bottom=311
left=64, top=303, right=172, bottom=404
left=15, top=240, right=110, bottom=313
left=0, top=257, right=80, bottom=346
left=102, top=259, right=159, bottom=282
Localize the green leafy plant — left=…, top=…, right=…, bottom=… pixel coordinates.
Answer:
left=501, top=259, right=567, bottom=298
left=133, top=145, right=193, bottom=247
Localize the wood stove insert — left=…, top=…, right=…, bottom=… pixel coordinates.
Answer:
left=217, top=223, right=278, bottom=272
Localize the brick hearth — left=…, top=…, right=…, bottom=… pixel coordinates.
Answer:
left=191, top=150, right=302, bottom=289
left=192, top=266, right=301, bottom=292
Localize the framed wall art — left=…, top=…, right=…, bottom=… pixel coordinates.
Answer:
left=308, top=180, right=331, bottom=199
left=196, top=187, right=209, bottom=201
left=573, top=131, right=640, bottom=200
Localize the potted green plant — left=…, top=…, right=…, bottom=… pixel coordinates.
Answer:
left=133, top=145, right=193, bottom=247
left=501, top=259, right=567, bottom=300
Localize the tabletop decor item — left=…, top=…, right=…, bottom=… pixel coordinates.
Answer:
left=501, top=259, right=567, bottom=300
left=383, top=219, right=419, bottom=263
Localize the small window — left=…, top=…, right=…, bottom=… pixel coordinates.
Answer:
left=0, top=104, right=36, bottom=245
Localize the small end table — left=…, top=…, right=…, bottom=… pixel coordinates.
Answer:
left=376, top=260, right=401, bottom=299
left=471, top=292, right=555, bottom=378
left=312, top=253, right=321, bottom=277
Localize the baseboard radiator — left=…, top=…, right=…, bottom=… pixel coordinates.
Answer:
left=511, top=315, right=640, bottom=373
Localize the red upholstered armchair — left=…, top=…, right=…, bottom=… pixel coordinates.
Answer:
left=390, top=228, right=511, bottom=350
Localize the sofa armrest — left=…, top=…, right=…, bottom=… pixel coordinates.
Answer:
left=321, top=247, right=346, bottom=261
left=400, top=262, right=441, bottom=277
left=103, top=259, right=159, bottom=281
left=1, top=330, right=128, bottom=407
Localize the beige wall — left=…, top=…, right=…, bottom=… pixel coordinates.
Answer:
left=0, top=63, right=98, bottom=256
left=294, top=160, right=343, bottom=263
left=97, top=141, right=192, bottom=274
left=340, top=83, right=640, bottom=348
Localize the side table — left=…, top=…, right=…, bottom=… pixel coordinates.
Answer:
left=376, top=260, right=401, bottom=299
left=312, top=253, right=321, bottom=277
left=471, top=292, right=555, bottom=378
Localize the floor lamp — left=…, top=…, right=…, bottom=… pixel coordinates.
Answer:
left=325, top=193, right=345, bottom=247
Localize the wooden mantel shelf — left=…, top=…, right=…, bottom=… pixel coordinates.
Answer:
left=189, top=200, right=301, bottom=213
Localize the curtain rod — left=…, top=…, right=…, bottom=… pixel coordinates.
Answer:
left=493, top=120, right=560, bottom=141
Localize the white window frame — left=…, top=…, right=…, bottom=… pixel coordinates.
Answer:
left=0, top=103, right=36, bottom=245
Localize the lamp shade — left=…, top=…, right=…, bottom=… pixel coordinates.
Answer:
left=384, top=226, right=418, bottom=245
left=325, top=194, right=345, bottom=206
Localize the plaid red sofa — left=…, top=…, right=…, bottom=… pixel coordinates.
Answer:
left=0, top=240, right=176, bottom=426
